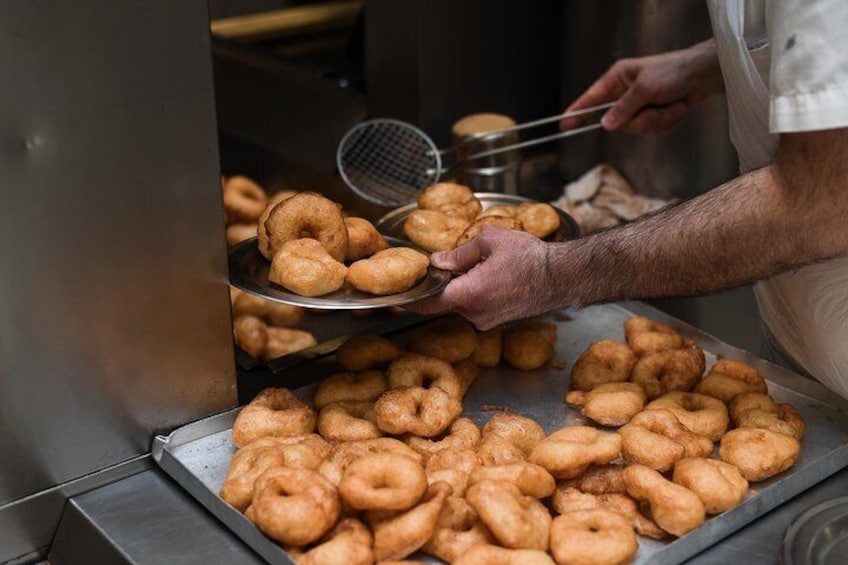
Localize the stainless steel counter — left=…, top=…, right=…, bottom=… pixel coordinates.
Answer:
left=45, top=465, right=848, bottom=564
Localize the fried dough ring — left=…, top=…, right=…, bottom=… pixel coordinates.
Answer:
left=481, top=412, right=547, bottom=458
left=515, top=202, right=561, bottom=239
left=223, top=176, right=267, bottom=223
left=336, top=336, right=403, bottom=372
left=374, top=386, right=462, bottom=437
left=269, top=238, right=347, bottom=297
left=570, top=340, right=637, bottom=391
left=623, top=464, right=705, bottom=537
left=318, top=437, right=422, bottom=486
left=477, top=204, right=519, bottom=219
left=645, top=391, right=729, bottom=441
left=502, top=320, right=558, bottom=371
left=630, top=345, right=706, bottom=399
left=233, top=314, right=268, bottom=358
left=220, top=446, right=287, bottom=512
left=418, top=182, right=482, bottom=221
left=476, top=434, right=528, bottom=466
left=345, top=216, right=389, bottom=261
left=257, top=190, right=298, bottom=259
left=468, top=462, right=556, bottom=499
left=729, top=393, right=806, bottom=440
left=452, top=544, right=555, bottom=565
left=455, top=216, right=524, bottom=247
left=231, top=290, right=304, bottom=327
left=529, top=426, right=622, bottom=479
left=423, top=496, right=496, bottom=562
left=317, top=401, right=383, bottom=442
left=672, top=457, right=748, bottom=514
left=472, top=326, right=503, bottom=368
left=294, top=518, right=374, bottom=565
left=314, top=370, right=388, bottom=409
left=232, top=387, right=316, bottom=447
left=695, top=359, right=769, bottom=404
left=405, top=417, right=481, bottom=458
left=368, top=482, right=452, bottom=561
left=551, top=486, right=665, bottom=541
left=619, top=409, right=713, bottom=471
left=568, top=464, right=627, bottom=495
left=263, top=327, right=317, bottom=361
left=226, top=223, right=258, bottom=247
left=718, top=427, right=801, bottom=482
left=453, top=358, right=481, bottom=396
left=403, top=209, right=470, bottom=252
left=406, top=316, right=479, bottom=362
left=565, top=382, right=646, bottom=427
left=550, top=509, right=638, bottom=565
left=425, top=449, right=480, bottom=497
left=246, top=467, right=340, bottom=546
left=338, top=453, right=427, bottom=511
left=387, top=353, right=463, bottom=398
left=624, top=316, right=685, bottom=356
left=466, top=479, right=551, bottom=550
left=238, top=434, right=332, bottom=470
left=346, top=247, right=430, bottom=295
left=264, top=192, right=348, bottom=261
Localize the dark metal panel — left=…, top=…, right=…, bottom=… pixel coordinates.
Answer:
left=0, top=0, right=236, bottom=525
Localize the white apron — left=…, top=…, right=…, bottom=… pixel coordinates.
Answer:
left=707, top=0, right=848, bottom=397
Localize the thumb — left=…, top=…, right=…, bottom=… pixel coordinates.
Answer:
left=431, top=237, right=489, bottom=272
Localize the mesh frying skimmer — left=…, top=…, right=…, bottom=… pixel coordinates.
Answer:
left=337, top=102, right=615, bottom=206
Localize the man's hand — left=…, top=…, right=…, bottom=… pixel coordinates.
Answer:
left=562, top=39, right=722, bottom=134
left=407, top=228, right=557, bottom=330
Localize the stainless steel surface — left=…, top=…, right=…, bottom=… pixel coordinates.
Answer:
left=781, top=497, right=848, bottom=565
left=229, top=236, right=451, bottom=310
left=451, top=114, right=520, bottom=195
left=153, top=302, right=848, bottom=565
left=0, top=1, right=236, bottom=560
left=375, top=192, right=581, bottom=242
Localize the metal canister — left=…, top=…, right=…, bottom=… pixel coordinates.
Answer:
left=451, top=113, right=521, bottom=195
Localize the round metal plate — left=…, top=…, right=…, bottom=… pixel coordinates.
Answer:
left=228, top=236, right=450, bottom=310
left=783, top=497, right=848, bottom=565
left=374, top=192, right=581, bottom=241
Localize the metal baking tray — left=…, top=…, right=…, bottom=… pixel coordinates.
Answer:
left=375, top=192, right=581, bottom=242
left=782, top=496, right=848, bottom=565
left=153, top=302, right=848, bottom=565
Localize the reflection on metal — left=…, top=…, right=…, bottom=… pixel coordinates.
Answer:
left=210, top=1, right=363, bottom=42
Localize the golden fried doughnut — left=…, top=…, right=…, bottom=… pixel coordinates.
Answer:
left=466, top=479, right=551, bottom=550
left=729, top=393, right=806, bottom=440
left=569, top=464, right=627, bottom=495
left=264, top=192, right=348, bottom=261
left=220, top=446, right=287, bottom=512
left=630, top=345, right=705, bottom=399
left=295, top=518, right=374, bottom=565
left=423, top=496, right=496, bottom=562
left=238, top=434, right=332, bottom=470
left=455, top=216, right=524, bottom=247
left=424, top=449, right=480, bottom=497
left=336, top=336, right=403, bottom=372
left=472, top=326, right=503, bottom=368
left=263, top=327, right=317, bottom=361
left=406, top=316, right=479, bottom=362
left=226, top=223, right=258, bottom=247
left=368, top=482, right=452, bottom=561
left=529, top=426, right=621, bottom=479
left=339, top=452, right=427, bottom=511
left=232, top=387, right=316, bottom=447
left=623, top=464, right=705, bottom=537
left=672, top=458, right=748, bottom=514
left=345, top=217, right=389, bottom=261
left=246, top=467, right=340, bottom=546
left=452, top=544, right=555, bottom=565
left=346, top=247, right=430, bottom=295
left=233, top=314, right=268, bottom=358
left=476, top=434, right=528, bottom=466
left=478, top=204, right=520, bottom=219
left=550, top=509, right=638, bottom=565
left=695, top=359, right=768, bottom=404
left=418, top=182, right=482, bottom=221
left=718, top=427, right=800, bottom=482
left=624, top=316, right=685, bottom=356
left=551, top=486, right=665, bottom=540
left=387, top=353, right=463, bottom=398
left=481, top=412, right=547, bottom=458
left=515, top=202, right=561, bottom=239
left=570, top=340, right=636, bottom=391
left=502, top=320, right=557, bottom=371
left=453, top=358, right=481, bottom=396
left=406, top=417, right=481, bottom=458
left=565, top=383, right=646, bottom=427
left=314, top=370, right=388, bottom=409
left=317, top=401, right=383, bottom=442
left=645, top=391, right=729, bottom=441
left=374, top=386, right=462, bottom=437
left=468, top=462, right=556, bottom=499
left=426, top=468, right=471, bottom=498
left=318, top=438, right=422, bottom=486
left=223, top=176, right=267, bottom=223
left=619, top=409, right=713, bottom=471
left=269, top=238, right=347, bottom=297
left=231, top=290, right=304, bottom=327
left=257, top=191, right=298, bottom=259
left=403, top=209, right=470, bottom=252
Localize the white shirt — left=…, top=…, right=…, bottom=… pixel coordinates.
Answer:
left=707, top=0, right=848, bottom=397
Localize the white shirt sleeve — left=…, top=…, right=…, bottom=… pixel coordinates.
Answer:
left=767, top=0, right=848, bottom=133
